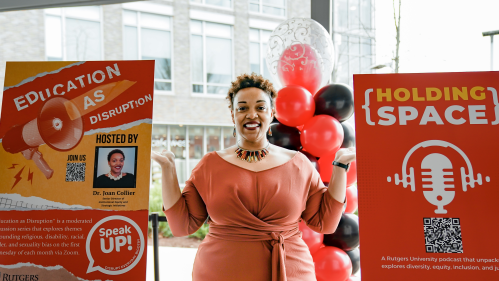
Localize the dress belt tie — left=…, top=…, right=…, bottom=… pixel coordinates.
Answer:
left=271, top=232, right=287, bottom=281
left=207, top=223, right=300, bottom=281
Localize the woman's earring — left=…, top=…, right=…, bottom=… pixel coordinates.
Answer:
left=268, top=127, right=272, bottom=136
left=233, top=127, right=236, bottom=137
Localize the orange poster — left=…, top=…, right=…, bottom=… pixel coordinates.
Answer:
left=354, top=72, right=499, bottom=280
left=0, top=61, right=154, bottom=281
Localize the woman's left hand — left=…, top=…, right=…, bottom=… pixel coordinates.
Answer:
left=334, top=147, right=356, bottom=164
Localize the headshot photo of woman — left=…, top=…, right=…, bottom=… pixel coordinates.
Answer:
left=94, top=148, right=137, bottom=188
left=151, top=73, right=356, bottom=281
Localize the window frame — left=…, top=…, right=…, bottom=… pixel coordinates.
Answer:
left=248, top=0, right=287, bottom=18
left=249, top=28, right=273, bottom=78
left=190, top=20, right=234, bottom=98
left=190, top=0, right=233, bottom=10
left=44, top=6, right=104, bottom=61
left=122, top=9, right=174, bottom=95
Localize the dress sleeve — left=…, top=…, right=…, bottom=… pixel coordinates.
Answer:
left=163, top=169, right=208, bottom=237
left=301, top=163, right=345, bottom=234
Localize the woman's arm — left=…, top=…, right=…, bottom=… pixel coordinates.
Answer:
left=151, top=150, right=182, bottom=210
left=327, top=147, right=356, bottom=203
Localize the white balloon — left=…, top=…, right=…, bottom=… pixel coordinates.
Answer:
left=266, top=18, right=335, bottom=91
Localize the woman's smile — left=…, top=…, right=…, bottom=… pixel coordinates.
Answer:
left=243, top=121, right=261, bottom=130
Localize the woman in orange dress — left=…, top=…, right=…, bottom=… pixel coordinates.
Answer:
left=151, top=73, right=356, bottom=281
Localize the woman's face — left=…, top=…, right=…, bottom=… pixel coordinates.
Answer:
left=232, top=87, right=273, bottom=143
left=108, top=153, right=124, bottom=175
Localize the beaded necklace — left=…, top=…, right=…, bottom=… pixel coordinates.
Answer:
left=234, top=141, right=270, bottom=163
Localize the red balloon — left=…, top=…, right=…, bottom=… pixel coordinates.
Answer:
left=275, top=86, right=315, bottom=127
left=345, top=185, right=358, bottom=213
left=313, top=246, right=352, bottom=281
left=317, top=151, right=335, bottom=183
left=301, top=115, right=343, bottom=157
left=296, top=125, right=304, bottom=131
left=298, top=221, right=323, bottom=255
left=277, top=44, right=322, bottom=95
left=346, top=160, right=357, bottom=186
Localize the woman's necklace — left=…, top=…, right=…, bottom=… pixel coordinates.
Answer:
left=107, top=171, right=123, bottom=181
left=235, top=141, right=270, bottom=163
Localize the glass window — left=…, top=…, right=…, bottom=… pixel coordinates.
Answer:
left=332, top=0, right=375, bottom=86
left=65, top=6, right=100, bottom=20
left=151, top=125, right=168, bottom=153
left=190, top=20, right=233, bottom=95
left=223, top=127, right=236, bottom=148
left=250, top=42, right=260, bottom=74
left=151, top=125, right=168, bottom=184
left=249, top=29, right=259, bottom=41
left=348, top=0, right=360, bottom=31
left=44, top=6, right=102, bottom=61
left=191, top=0, right=232, bottom=8
left=45, top=16, right=62, bottom=61
left=336, top=0, right=348, bottom=29
left=206, top=127, right=221, bottom=152
left=150, top=125, right=233, bottom=186
left=124, top=26, right=138, bottom=60
left=123, top=10, right=137, bottom=25
left=250, top=29, right=278, bottom=88
left=170, top=125, right=187, bottom=184
left=141, top=12, right=170, bottom=29
left=361, top=38, right=372, bottom=72
left=360, top=0, right=371, bottom=30
left=123, top=10, right=172, bottom=92
left=249, top=0, right=286, bottom=16
left=189, top=126, right=204, bottom=159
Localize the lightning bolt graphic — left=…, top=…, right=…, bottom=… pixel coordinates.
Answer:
left=12, top=166, right=25, bottom=189
left=8, top=164, right=18, bottom=169
left=27, top=168, right=34, bottom=185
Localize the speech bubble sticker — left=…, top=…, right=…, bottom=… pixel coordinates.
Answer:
left=86, top=215, right=145, bottom=275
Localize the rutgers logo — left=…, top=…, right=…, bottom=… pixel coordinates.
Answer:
left=0, top=273, right=39, bottom=281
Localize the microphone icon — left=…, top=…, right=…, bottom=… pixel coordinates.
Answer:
left=421, top=153, right=455, bottom=214
left=388, top=140, right=491, bottom=214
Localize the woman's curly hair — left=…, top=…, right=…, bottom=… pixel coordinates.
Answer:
left=226, top=73, right=278, bottom=110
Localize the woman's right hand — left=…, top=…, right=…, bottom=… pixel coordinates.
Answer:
left=151, top=150, right=176, bottom=168
left=151, top=149, right=182, bottom=210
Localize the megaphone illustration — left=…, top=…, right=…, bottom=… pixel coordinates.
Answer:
left=2, top=97, right=83, bottom=179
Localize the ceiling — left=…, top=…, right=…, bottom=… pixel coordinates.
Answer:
left=0, top=0, right=143, bottom=12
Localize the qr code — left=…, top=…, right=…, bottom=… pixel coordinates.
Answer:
left=66, top=163, right=86, bottom=182
left=424, top=218, right=463, bottom=253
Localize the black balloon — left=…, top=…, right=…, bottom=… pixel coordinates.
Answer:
left=300, top=151, right=319, bottom=173
left=314, top=83, right=354, bottom=122
left=268, top=123, right=302, bottom=151
left=346, top=248, right=360, bottom=275
left=341, top=122, right=355, bottom=148
left=323, top=213, right=359, bottom=251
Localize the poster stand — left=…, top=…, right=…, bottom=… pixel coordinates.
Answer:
left=149, top=213, right=167, bottom=281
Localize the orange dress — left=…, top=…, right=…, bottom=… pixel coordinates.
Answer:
left=163, top=151, right=344, bottom=281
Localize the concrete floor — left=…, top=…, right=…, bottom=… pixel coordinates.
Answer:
left=145, top=246, right=361, bottom=281
left=146, top=246, right=198, bottom=281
